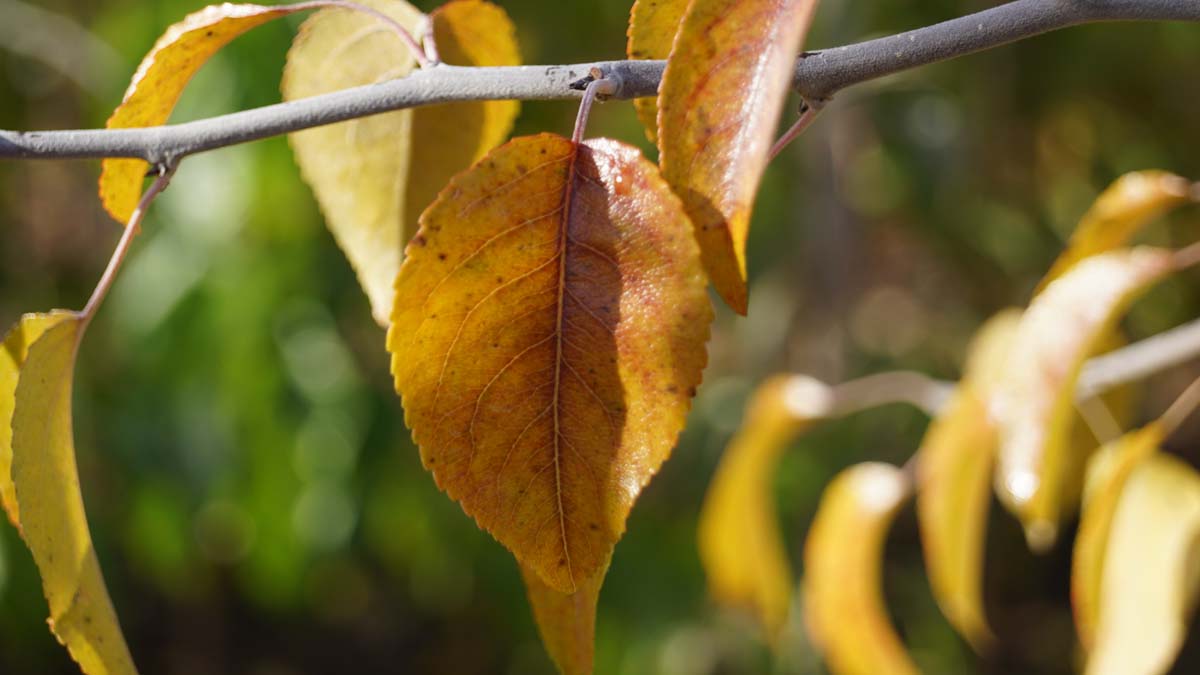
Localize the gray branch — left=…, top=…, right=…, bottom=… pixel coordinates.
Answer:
left=1, top=0, right=1198, bottom=164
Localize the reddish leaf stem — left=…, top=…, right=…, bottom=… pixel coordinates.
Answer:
left=79, top=164, right=176, bottom=330
left=290, top=0, right=431, bottom=68
left=768, top=100, right=825, bottom=160
left=421, top=15, right=441, bottom=65
left=1159, top=373, right=1200, bottom=438
left=571, top=74, right=616, bottom=144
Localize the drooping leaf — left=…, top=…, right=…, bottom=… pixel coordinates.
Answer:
left=387, top=133, right=712, bottom=592
left=990, top=247, right=1177, bottom=551
left=1084, top=454, right=1200, bottom=675
left=804, top=462, right=917, bottom=675
left=657, top=0, right=821, bottom=314
left=283, top=0, right=426, bottom=325
left=7, top=313, right=138, bottom=675
left=520, top=559, right=609, bottom=675
left=625, top=0, right=687, bottom=142
left=1039, top=170, right=1192, bottom=291
left=1, top=311, right=77, bottom=528
left=1072, top=423, right=1165, bottom=652
left=406, top=0, right=521, bottom=243
left=697, top=374, right=832, bottom=642
left=100, top=2, right=308, bottom=223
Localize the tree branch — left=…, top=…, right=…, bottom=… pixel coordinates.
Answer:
left=1, top=0, right=1197, bottom=163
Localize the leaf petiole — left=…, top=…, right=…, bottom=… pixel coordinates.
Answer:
left=571, top=70, right=617, bottom=144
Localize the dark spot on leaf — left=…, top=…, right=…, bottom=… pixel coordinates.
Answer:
left=412, top=234, right=427, bottom=247
left=438, top=253, right=447, bottom=261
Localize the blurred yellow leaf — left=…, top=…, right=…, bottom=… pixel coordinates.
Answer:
left=804, top=462, right=917, bottom=675
left=625, top=0, right=687, bottom=142
left=657, top=0, right=821, bottom=314
left=520, top=559, right=609, bottom=675
left=283, top=0, right=426, bottom=325
left=991, top=247, right=1177, bottom=550
left=405, top=0, right=521, bottom=244
left=1084, top=454, right=1200, bottom=675
left=387, top=134, right=711, bottom=592
left=1039, top=170, right=1192, bottom=291
left=6, top=313, right=137, bottom=675
left=101, top=3, right=305, bottom=223
left=697, top=375, right=833, bottom=642
left=1072, top=423, right=1165, bottom=651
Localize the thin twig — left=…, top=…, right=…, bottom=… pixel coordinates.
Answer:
left=1159, top=373, right=1200, bottom=437
left=1, top=0, right=1196, bottom=163
left=79, top=164, right=176, bottom=329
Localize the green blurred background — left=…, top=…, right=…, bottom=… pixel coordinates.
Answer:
left=2, top=0, right=1199, bottom=673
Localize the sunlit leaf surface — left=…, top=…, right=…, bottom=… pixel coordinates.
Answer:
left=625, top=0, right=686, bottom=142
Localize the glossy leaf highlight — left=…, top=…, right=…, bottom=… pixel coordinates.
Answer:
left=101, top=3, right=301, bottom=223
left=521, top=559, right=609, bottom=675
left=804, top=463, right=917, bottom=675
left=282, top=0, right=426, bottom=325
left=7, top=313, right=138, bottom=674
left=1084, top=454, right=1200, bottom=675
left=625, top=0, right=686, bottom=142
left=657, top=0, right=821, bottom=313
left=990, top=247, right=1177, bottom=550
left=388, top=133, right=712, bottom=593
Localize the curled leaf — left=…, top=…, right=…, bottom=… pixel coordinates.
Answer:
left=698, top=374, right=833, bottom=642
left=1084, top=454, right=1200, bottom=675
left=520, top=559, right=609, bottom=675
left=657, top=0, right=821, bottom=314
left=283, top=0, right=426, bottom=325
left=101, top=2, right=305, bottom=223
left=990, top=247, right=1177, bottom=550
left=625, top=0, right=686, bottom=142
left=7, top=313, right=138, bottom=674
left=1039, top=170, right=1192, bottom=290
left=387, top=133, right=712, bottom=592
left=804, top=463, right=917, bottom=675
left=1072, top=423, right=1165, bottom=651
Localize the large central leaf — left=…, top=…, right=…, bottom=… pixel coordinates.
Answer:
left=388, top=133, right=712, bottom=592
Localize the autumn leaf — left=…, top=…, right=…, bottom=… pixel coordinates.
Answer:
left=4, top=313, right=137, bottom=675
left=406, top=0, right=521, bottom=243
left=1039, top=170, right=1192, bottom=291
left=283, top=0, right=427, bottom=325
left=625, top=0, right=686, bottom=142
left=387, top=133, right=712, bottom=592
left=520, top=559, right=609, bottom=675
left=1071, top=423, right=1165, bottom=652
left=100, top=2, right=307, bottom=223
left=697, top=374, right=832, bottom=642
left=283, top=0, right=521, bottom=326
left=804, top=462, right=917, bottom=675
left=657, top=0, right=821, bottom=314
left=990, top=247, right=1177, bottom=551
left=1084, top=454, right=1200, bottom=675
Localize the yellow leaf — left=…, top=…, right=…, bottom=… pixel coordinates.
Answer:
left=1072, top=423, right=1165, bottom=652
left=283, top=0, right=426, bottom=325
left=657, top=0, right=821, bottom=314
left=1085, top=454, right=1200, bottom=675
left=8, top=314, right=138, bottom=675
left=625, top=0, right=687, bottom=143
left=520, top=559, right=609, bottom=675
left=387, top=133, right=712, bottom=593
left=804, top=463, right=918, bottom=675
left=101, top=3, right=306, bottom=223
left=1039, top=170, right=1192, bottom=291
left=990, top=247, right=1177, bottom=550
left=406, top=0, right=521, bottom=244
left=1, top=311, right=78, bottom=528
left=697, top=374, right=832, bottom=642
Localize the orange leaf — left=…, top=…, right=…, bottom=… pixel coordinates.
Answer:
left=1039, top=170, right=1192, bottom=292
left=387, top=133, right=712, bottom=593
left=406, top=0, right=521, bottom=242
left=804, top=463, right=918, bottom=675
left=657, top=0, right=821, bottom=314
left=697, top=374, right=832, bottom=642
left=625, top=0, right=687, bottom=142
left=990, top=247, right=1177, bottom=550
left=520, top=559, right=609, bottom=675
left=100, top=3, right=304, bottom=223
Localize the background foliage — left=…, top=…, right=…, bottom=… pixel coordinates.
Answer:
left=1, top=0, right=1199, bottom=672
